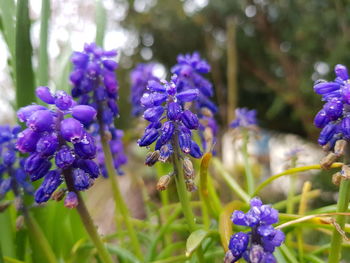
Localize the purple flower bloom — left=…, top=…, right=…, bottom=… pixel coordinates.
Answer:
left=17, top=87, right=101, bottom=204
left=64, top=191, right=79, bottom=208
left=312, top=64, right=350, bottom=149
left=171, top=52, right=218, bottom=152
left=138, top=75, right=202, bottom=159
left=230, top=108, right=258, bottom=129
left=0, top=125, right=34, bottom=199
left=69, top=43, right=127, bottom=176
left=130, top=63, right=160, bottom=116
left=225, top=197, right=285, bottom=263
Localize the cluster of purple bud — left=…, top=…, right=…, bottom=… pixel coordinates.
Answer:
left=138, top=74, right=202, bottom=161
left=313, top=64, right=350, bottom=150
left=0, top=125, right=33, bottom=199
left=225, top=198, right=285, bottom=263
left=130, top=63, right=159, bottom=116
left=96, top=127, right=127, bottom=176
left=171, top=52, right=218, bottom=151
left=16, top=87, right=100, bottom=207
left=230, top=108, right=258, bottom=129
left=69, top=43, right=127, bottom=176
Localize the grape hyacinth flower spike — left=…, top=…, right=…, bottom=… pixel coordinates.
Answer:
left=0, top=125, right=33, bottom=203
left=224, top=197, right=285, bottom=263
left=16, top=86, right=99, bottom=208
left=171, top=52, right=218, bottom=152
left=70, top=42, right=127, bottom=176
left=130, top=63, right=159, bottom=116
left=70, top=43, right=142, bottom=260
left=138, top=74, right=203, bottom=191
left=230, top=108, right=258, bottom=130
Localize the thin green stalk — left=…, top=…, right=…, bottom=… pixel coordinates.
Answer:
left=253, top=163, right=343, bottom=196
left=242, top=128, right=254, bottom=196
left=328, top=178, right=350, bottom=262
left=38, top=0, right=50, bottom=86
left=23, top=212, right=57, bottom=263
left=95, top=0, right=106, bottom=46
left=100, top=134, right=143, bottom=260
left=62, top=170, right=114, bottom=263
left=171, top=139, right=205, bottom=263
left=212, top=157, right=250, bottom=203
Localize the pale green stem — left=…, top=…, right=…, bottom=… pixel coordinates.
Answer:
left=100, top=134, right=143, bottom=260
left=62, top=169, right=114, bottom=263
left=242, top=131, right=254, bottom=196
left=171, top=139, right=205, bottom=263
left=328, top=178, right=350, bottom=262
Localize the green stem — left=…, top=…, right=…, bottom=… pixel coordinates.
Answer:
left=100, top=134, right=143, bottom=260
left=23, top=212, right=57, bottom=263
left=171, top=140, right=204, bottom=263
left=62, top=170, right=114, bottom=263
left=38, top=0, right=50, bottom=86
left=242, top=131, right=254, bottom=196
left=328, top=178, right=350, bottom=262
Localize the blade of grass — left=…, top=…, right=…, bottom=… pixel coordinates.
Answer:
left=16, top=0, right=36, bottom=108
left=38, top=0, right=50, bottom=86
left=0, top=0, right=16, bottom=62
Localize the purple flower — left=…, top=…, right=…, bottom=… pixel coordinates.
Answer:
left=225, top=197, right=285, bottom=263
left=17, top=87, right=101, bottom=204
left=230, top=108, right=258, bottom=129
left=138, top=75, right=202, bottom=159
left=69, top=43, right=127, bottom=176
left=130, top=63, right=160, bottom=116
left=313, top=64, right=350, bottom=149
left=0, top=125, right=34, bottom=199
left=64, top=191, right=79, bottom=208
left=171, top=52, right=218, bottom=152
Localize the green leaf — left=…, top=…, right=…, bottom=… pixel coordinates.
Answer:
left=15, top=0, right=36, bottom=109
left=0, top=210, right=14, bottom=257
left=3, top=257, right=24, bottom=263
left=185, top=229, right=208, bottom=257
left=38, top=0, right=50, bottom=86
left=0, top=0, right=16, bottom=61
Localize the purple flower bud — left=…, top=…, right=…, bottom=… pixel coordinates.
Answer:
left=167, top=102, right=182, bottom=120
left=102, top=59, right=118, bottom=71
left=189, top=141, right=202, bottom=158
left=17, top=105, right=47, bottom=122
left=55, top=90, right=73, bottom=110
left=181, top=110, right=199, bottom=129
left=178, top=130, right=191, bottom=154
left=2, top=148, right=16, bottom=167
left=108, top=99, right=119, bottom=116
left=36, top=133, right=58, bottom=157
left=159, top=144, right=173, bottom=162
left=86, top=61, right=100, bottom=78
left=318, top=123, right=338, bottom=145
left=335, top=64, right=348, bottom=80
left=75, top=159, right=100, bottom=178
left=159, top=121, right=175, bottom=144
left=314, top=109, right=330, bottom=128
left=55, top=146, right=75, bottom=169
left=228, top=232, right=249, bottom=261
left=64, top=191, right=79, bottom=208
left=60, top=118, right=84, bottom=143
left=70, top=69, right=84, bottom=85
left=138, top=128, right=159, bottom=147
left=27, top=110, right=54, bottom=132
left=313, top=81, right=340, bottom=95
left=71, top=52, right=89, bottom=67
left=16, top=129, right=41, bottom=153
left=104, top=72, right=118, bottom=94
left=72, top=105, right=97, bottom=124
left=176, top=89, right=199, bottom=102
left=24, top=154, right=52, bottom=181
left=36, top=86, right=55, bottom=104
left=73, top=168, right=90, bottom=191
left=143, top=106, right=164, bottom=122
left=35, top=170, right=63, bottom=203
left=147, top=80, right=166, bottom=92
left=74, top=133, right=96, bottom=159
left=323, top=99, right=343, bottom=120
left=140, top=93, right=153, bottom=108
left=341, top=117, right=350, bottom=139
left=146, top=121, right=162, bottom=130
